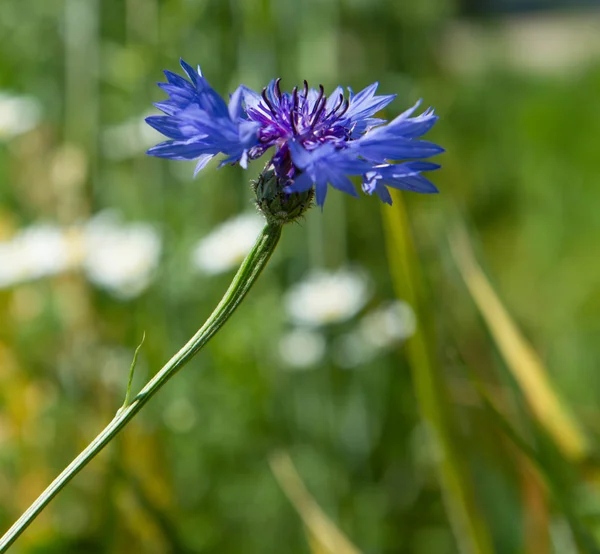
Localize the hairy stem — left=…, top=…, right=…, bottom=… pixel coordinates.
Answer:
left=0, top=222, right=282, bottom=552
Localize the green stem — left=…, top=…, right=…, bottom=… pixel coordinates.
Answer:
left=0, top=222, right=282, bottom=553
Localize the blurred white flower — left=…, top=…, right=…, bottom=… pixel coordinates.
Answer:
left=278, top=328, right=326, bottom=371
left=0, top=224, right=77, bottom=288
left=0, top=92, right=41, bottom=140
left=191, top=212, right=265, bottom=275
left=0, top=213, right=161, bottom=298
left=360, top=300, right=416, bottom=349
left=284, top=267, right=371, bottom=327
left=334, top=300, right=416, bottom=369
left=82, top=211, right=162, bottom=299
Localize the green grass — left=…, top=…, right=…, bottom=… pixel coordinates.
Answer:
left=1, top=0, right=600, bottom=552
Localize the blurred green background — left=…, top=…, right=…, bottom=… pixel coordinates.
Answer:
left=1, top=0, right=600, bottom=552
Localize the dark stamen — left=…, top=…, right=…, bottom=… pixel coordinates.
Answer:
left=309, top=95, right=327, bottom=130
left=275, top=78, right=282, bottom=101
left=331, top=98, right=350, bottom=122
left=290, top=86, right=299, bottom=134
left=302, top=80, right=309, bottom=109
left=325, top=93, right=344, bottom=120
left=261, top=88, right=276, bottom=115
left=309, top=85, right=325, bottom=119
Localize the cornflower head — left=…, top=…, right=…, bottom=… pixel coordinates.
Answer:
left=146, top=59, right=443, bottom=223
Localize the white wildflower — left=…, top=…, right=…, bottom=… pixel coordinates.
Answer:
left=359, top=300, right=416, bottom=349
left=82, top=211, right=161, bottom=299
left=334, top=300, right=416, bottom=369
left=0, top=92, right=41, bottom=140
left=278, top=328, right=327, bottom=370
left=0, top=224, right=76, bottom=288
left=191, top=212, right=265, bottom=275
left=284, top=267, right=371, bottom=327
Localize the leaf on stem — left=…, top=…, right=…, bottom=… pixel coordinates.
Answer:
left=119, top=331, right=146, bottom=414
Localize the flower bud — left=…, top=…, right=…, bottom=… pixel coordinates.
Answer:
left=253, top=163, right=314, bottom=225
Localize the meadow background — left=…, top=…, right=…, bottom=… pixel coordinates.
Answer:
left=1, top=0, right=600, bottom=552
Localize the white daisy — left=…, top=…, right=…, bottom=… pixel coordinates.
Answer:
left=278, top=328, right=327, bottom=371
left=359, top=300, right=417, bottom=349
left=334, top=300, right=416, bottom=369
left=0, top=224, right=76, bottom=288
left=82, top=211, right=162, bottom=299
left=191, top=212, right=265, bottom=275
left=284, top=267, right=371, bottom=327
left=0, top=92, right=41, bottom=140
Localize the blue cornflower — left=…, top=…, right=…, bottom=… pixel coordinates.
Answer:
left=146, top=59, right=443, bottom=210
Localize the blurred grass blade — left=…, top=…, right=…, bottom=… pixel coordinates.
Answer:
left=382, top=192, right=494, bottom=554
left=307, top=529, right=337, bottom=554
left=269, top=451, right=362, bottom=554
left=475, top=380, right=600, bottom=554
left=521, top=460, right=550, bottom=554
left=449, top=225, right=589, bottom=462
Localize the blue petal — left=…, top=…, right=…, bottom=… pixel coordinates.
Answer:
left=145, top=115, right=188, bottom=140
left=153, top=100, right=179, bottom=116
left=351, top=100, right=443, bottom=162
left=239, top=150, right=249, bottom=169
left=384, top=109, right=439, bottom=139
left=354, top=138, right=444, bottom=162
left=315, top=180, right=328, bottom=207
left=370, top=162, right=441, bottom=178
left=306, top=88, right=321, bottom=111
left=157, top=83, right=197, bottom=108
left=146, top=139, right=214, bottom=160
left=228, top=86, right=245, bottom=122
left=362, top=157, right=440, bottom=204
left=325, top=86, right=344, bottom=112
left=164, top=69, right=194, bottom=90
left=364, top=161, right=441, bottom=200
left=326, top=170, right=358, bottom=197
left=396, top=99, right=422, bottom=121
left=264, top=78, right=281, bottom=108
left=288, top=139, right=313, bottom=169
left=403, top=161, right=441, bottom=172
left=180, top=58, right=199, bottom=84
left=374, top=182, right=393, bottom=205
left=240, top=86, right=262, bottom=111
left=351, top=117, right=387, bottom=137
left=237, top=121, right=260, bottom=147
left=341, top=82, right=396, bottom=127
left=288, top=141, right=370, bottom=206
left=376, top=160, right=441, bottom=178
left=285, top=171, right=313, bottom=194
left=194, top=154, right=214, bottom=176
left=191, top=86, right=230, bottom=120
left=384, top=173, right=439, bottom=193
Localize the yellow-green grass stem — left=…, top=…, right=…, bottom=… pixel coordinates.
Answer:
left=449, top=224, right=589, bottom=462
left=382, top=193, right=494, bottom=554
